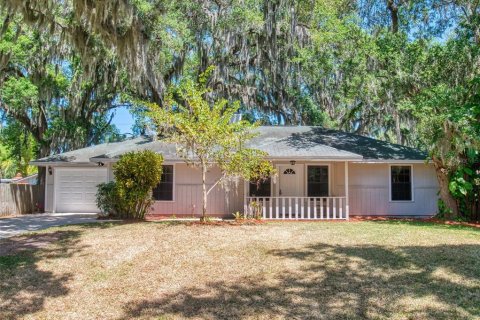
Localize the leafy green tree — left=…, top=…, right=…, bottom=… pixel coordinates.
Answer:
left=398, top=12, right=480, bottom=219
left=0, top=143, right=15, bottom=179
left=149, top=72, right=275, bottom=221
left=0, top=121, right=38, bottom=178
left=0, top=11, right=123, bottom=184
left=449, top=159, right=480, bottom=221
left=406, top=77, right=480, bottom=218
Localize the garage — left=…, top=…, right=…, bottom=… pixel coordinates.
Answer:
left=54, top=167, right=108, bottom=213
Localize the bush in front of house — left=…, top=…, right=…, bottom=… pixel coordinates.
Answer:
left=96, top=181, right=121, bottom=217
left=96, top=150, right=164, bottom=220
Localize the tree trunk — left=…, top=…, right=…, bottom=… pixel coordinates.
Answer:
left=36, top=143, right=50, bottom=186
left=433, top=159, right=459, bottom=219
left=387, top=0, right=399, bottom=34
left=394, top=110, right=402, bottom=145
left=37, top=167, right=47, bottom=213
left=201, top=164, right=208, bottom=222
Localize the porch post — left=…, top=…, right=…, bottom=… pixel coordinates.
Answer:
left=243, top=180, right=248, bottom=214
left=344, top=161, right=349, bottom=220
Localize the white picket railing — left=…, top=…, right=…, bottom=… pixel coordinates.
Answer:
left=245, top=196, right=348, bottom=220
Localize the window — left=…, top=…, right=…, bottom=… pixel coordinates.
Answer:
left=307, top=166, right=329, bottom=197
left=390, top=166, right=412, bottom=201
left=153, top=165, right=174, bottom=201
left=249, top=178, right=271, bottom=197
left=283, top=168, right=296, bottom=175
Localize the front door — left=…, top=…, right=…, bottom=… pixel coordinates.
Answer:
left=278, top=164, right=303, bottom=196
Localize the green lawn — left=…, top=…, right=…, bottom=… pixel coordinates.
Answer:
left=0, top=221, right=479, bottom=320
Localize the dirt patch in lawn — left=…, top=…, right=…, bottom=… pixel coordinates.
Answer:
left=0, top=232, right=78, bottom=256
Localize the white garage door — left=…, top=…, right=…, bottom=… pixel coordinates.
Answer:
left=55, top=167, right=108, bottom=213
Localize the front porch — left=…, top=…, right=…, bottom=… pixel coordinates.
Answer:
left=244, top=161, right=350, bottom=220
left=246, top=196, right=348, bottom=219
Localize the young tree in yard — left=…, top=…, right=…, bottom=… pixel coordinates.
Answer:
left=148, top=73, right=275, bottom=222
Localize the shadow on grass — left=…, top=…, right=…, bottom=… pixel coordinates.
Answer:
left=0, top=222, right=121, bottom=319
left=121, top=243, right=480, bottom=320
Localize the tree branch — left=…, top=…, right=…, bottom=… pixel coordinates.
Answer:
left=207, top=175, right=225, bottom=195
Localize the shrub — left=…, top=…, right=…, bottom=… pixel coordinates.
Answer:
left=233, top=202, right=263, bottom=221
left=232, top=211, right=244, bottom=220
left=96, top=181, right=120, bottom=218
left=96, top=150, right=164, bottom=220
left=247, top=201, right=263, bottom=220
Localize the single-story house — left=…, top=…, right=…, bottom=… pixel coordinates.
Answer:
left=31, top=126, right=439, bottom=219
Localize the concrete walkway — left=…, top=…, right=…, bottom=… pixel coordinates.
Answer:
left=0, top=213, right=106, bottom=239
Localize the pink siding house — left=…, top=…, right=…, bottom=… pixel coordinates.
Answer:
left=32, top=126, right=439, bottom=219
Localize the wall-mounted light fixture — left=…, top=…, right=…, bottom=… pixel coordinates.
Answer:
left=290, top=160, right=296, bottom=166
left=48, top=167, right=53, bottom=175
left=97, top=162, right=105, bottom=167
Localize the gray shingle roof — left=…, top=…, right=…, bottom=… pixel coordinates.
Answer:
left=31, top=137, right=150, bottom=164
left=31, top=126, right=427, bottom=165
left=252, top=126, right=427, bottom=160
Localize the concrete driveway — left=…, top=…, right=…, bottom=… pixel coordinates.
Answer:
left=0, top=213, right=105, bottom=239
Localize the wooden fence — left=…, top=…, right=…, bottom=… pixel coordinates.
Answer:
left=0, top=184, right=42, bottom=216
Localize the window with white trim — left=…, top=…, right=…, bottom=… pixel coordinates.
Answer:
left=249, top=177, right=271, bottom=197
left=153, top=165, right=174, bottom=201
left=390, top=166, right=412, bottom=201
left=307, top=166, right=329, bottom=197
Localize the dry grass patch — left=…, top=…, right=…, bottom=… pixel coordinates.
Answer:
left=0, top=221, right=479, bottom=320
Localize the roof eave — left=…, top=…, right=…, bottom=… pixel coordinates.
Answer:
left=32, top=157, right=429, bottom=166
left=266, top=156, right=363, bottom=161
left=30, top=161, right=100, bottom=166
left=353, top=159, right=429, bottom=164
left=88, top=157, right=184, bottom=163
